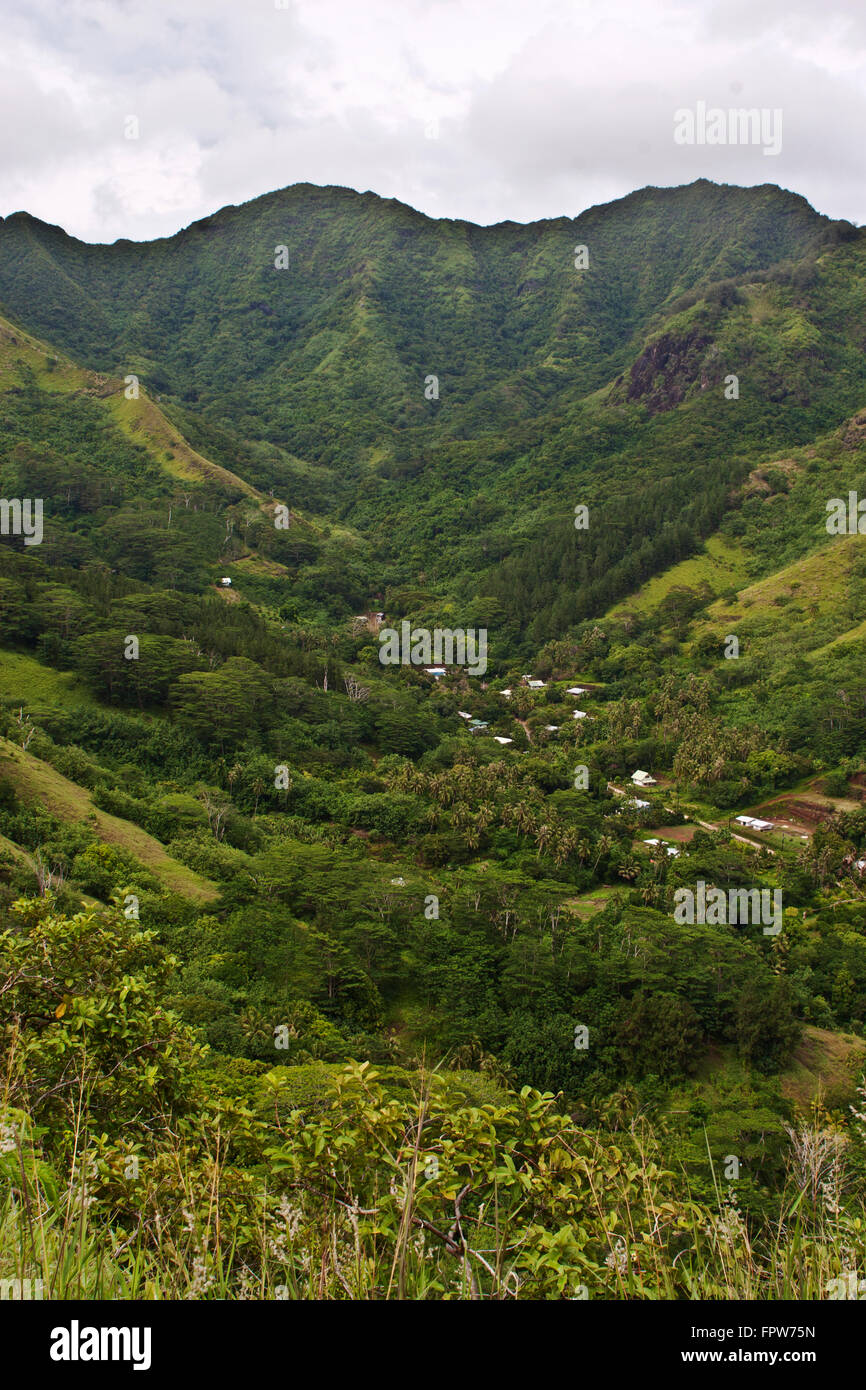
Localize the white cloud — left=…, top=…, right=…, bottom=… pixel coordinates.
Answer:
left=0, top=0, right=864, bottom=241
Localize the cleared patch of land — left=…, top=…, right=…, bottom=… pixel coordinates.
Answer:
left=0, top=649, right=98, bottom=712
left=780, top=1026, right=866, bottom=1108
left=642, top=824, right=696, bottom=843
left=563, top=885, right=619, bottom=918
left=608, top=536, right=751, bottom=618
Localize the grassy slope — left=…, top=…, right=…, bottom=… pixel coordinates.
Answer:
left=0, top=650, right=100, bottom=712
left=0, top=736, right=218, bottom=902
left=781, top=1025, right=866, bottom=1107
left=607, top=536, right=752, bottom=617
left=702, top=534, right=859, bottom=631
left=671, top=1027, right=866, bottom=1129
left=0, top=311, right=259, bottom=497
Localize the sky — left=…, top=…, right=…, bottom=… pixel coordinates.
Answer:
left=1, top=0, right=865, bottom=243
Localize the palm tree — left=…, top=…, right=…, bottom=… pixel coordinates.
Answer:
left=553, top=827, right=580, bottom=867
left=593, top=834, right=613, bottom=872
left=227, top=761, right=243, bottom=792
left=535, top=823, right=553, bottom=857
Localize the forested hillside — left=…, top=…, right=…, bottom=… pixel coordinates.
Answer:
left=1, top=179, right=866, bottom=1301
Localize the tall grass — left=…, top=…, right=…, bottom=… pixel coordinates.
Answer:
left=2, top=1087, right=862, bottom=1301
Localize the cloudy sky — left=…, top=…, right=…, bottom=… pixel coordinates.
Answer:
left=2, top=0, right=865, bottom=243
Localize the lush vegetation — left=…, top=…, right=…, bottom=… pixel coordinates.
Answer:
left=1, top=179, right=866, bottom=1299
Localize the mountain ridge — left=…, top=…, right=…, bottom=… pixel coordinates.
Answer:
left=0, top=174, right=835, bottom=244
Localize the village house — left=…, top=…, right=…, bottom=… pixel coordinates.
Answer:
left=735, top=815, right=774, bottom=831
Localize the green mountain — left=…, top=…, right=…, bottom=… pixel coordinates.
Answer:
left=1, top=177, right=863, bottom=652
left=0, top=179, right=830, bottom=440
left=3, top=178, right=866, bottom=1302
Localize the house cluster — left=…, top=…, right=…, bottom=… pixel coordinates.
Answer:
left=645, top=838, right=680, bottom=858
left=734, top=815, right=775, bottom=832
left=457, top=676, right=597, bottom=743
left=461, top=713, right=512, bottom=744
left=496, top=680, right=589, bottom=705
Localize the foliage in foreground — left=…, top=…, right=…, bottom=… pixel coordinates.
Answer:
left=2, top=896, right=864, bottom=1300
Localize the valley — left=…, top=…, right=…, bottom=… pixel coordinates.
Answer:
left=2, top=177, right=866, bottom=1302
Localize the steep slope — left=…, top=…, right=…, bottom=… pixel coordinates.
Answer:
left=0, top=312, right=258, bottom=496
left=0, top=735, right=217, bottom=900
left=0, top=180, right=832, bottom=456
left=4, top=179, right=866, bottom=652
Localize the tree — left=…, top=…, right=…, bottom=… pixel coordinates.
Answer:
left=614, top=992, right=703, bottom=1079
left=735, top=978, right=802, bottom=1073
left=1, top=895, right=206, bottom=1136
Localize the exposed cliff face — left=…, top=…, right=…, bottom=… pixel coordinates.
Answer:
left=626, top=329, right=711, bottom=414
